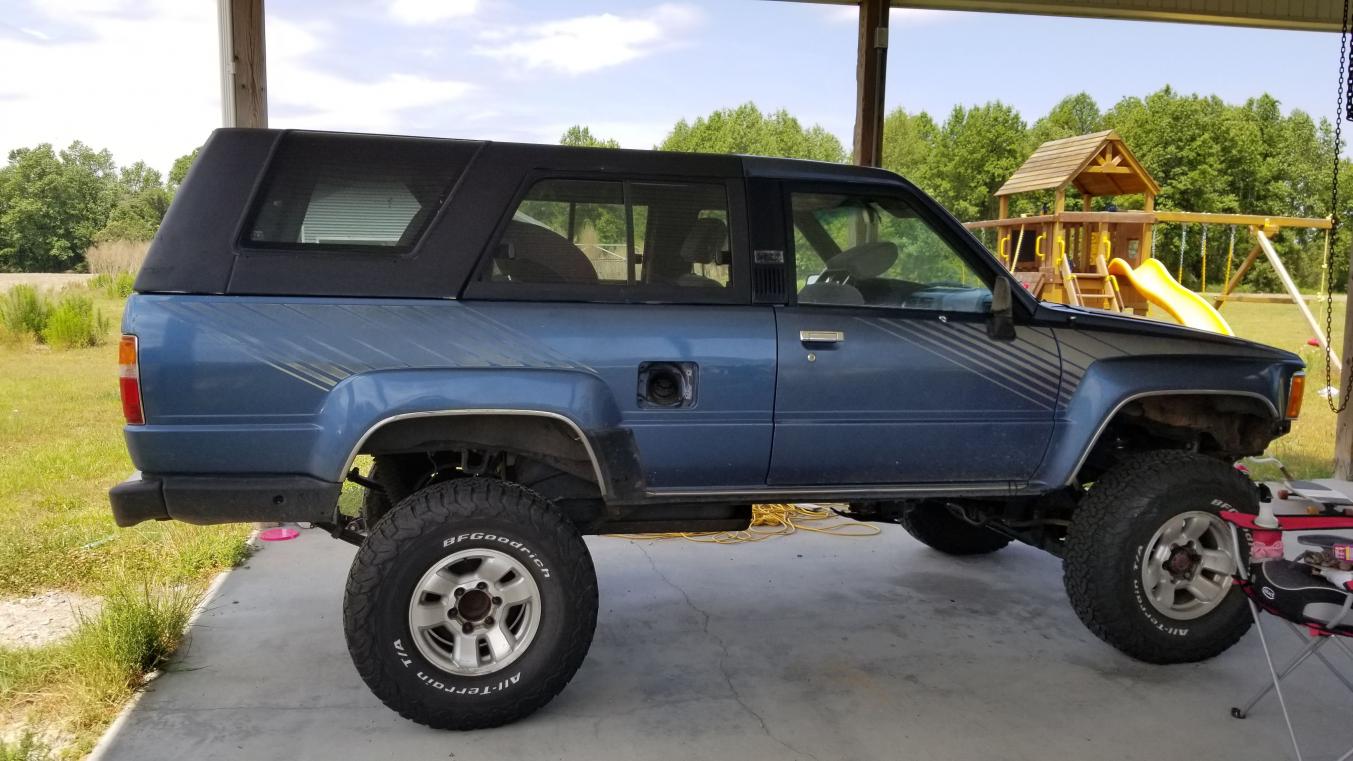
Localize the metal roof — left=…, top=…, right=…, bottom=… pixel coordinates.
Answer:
left=995, top=130, right=1159, bottom=197
left=776, top=0, right=1343, bottom=32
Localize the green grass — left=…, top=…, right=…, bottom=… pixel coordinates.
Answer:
left=0, top=732, right=52, bottom=761
left=0, top=288, right=249, bottom=754
left=1214, top=300, right=1344, bottom=480
left=0, top=294, right=248, bottom=595
left=0, top=579, right=197, bottom=758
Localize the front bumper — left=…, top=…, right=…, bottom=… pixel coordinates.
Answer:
left=109, top=472, right=343, bottom=528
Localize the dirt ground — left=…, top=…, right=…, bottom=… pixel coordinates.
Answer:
left=0, top=591, right=101, bottom=648
left=0, top=274, right=95, bottom=291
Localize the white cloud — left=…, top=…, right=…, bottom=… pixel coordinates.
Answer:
left=0, top=1, right=477, bottom=171
left=895, top=9, right=950, bottom=25
left=267, top=17, right=473, bottom=132
left=820, top=5, right=952, bottom=26
left=387, top=0, right=477, bottom=25
left=820, top=5, right=859, bottom=24
left=473, top=4, right=702, bottom=76
left=0, top=0, right=220, bottom=172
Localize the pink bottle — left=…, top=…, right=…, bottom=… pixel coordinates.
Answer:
left=1250, top=501, right=1283, bottom=561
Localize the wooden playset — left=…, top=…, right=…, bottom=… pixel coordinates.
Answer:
left=964, top=130, right=1336, bottom=365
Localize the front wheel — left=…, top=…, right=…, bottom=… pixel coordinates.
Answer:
left=344, top=478, right=597, bottom=729
left=1063, top=451, right=1253, bottom=664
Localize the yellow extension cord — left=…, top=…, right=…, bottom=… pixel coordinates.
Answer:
left=609, top=503, right=881, bottom=544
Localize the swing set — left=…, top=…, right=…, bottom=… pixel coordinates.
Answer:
left=1168, top=214, right=1340, bottom=371
left=965, top=131, right=1336, bottom=368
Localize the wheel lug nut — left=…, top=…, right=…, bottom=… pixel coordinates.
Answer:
left=492, top=596, right=501, bottom=606
left=485, top=616, right=494, bottom=627
left=453, top=588, right=465, bottom=598
left=476, top=582, right=488, bottom=590
left=462, top=623, right=473, bottom=634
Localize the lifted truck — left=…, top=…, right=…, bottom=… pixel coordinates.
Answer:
left=110, top=129, right=1305, bottom=729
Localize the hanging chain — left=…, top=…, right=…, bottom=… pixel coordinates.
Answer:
left=1326, top=0, right=1353, bottom=412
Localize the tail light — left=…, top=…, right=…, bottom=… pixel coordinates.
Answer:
left=1285, top=372, right=1305, bottom=420
left=118, top=335, right=144, bottom=425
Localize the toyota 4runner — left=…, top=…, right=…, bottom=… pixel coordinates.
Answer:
left=109, top=129, right=1305, bottom=729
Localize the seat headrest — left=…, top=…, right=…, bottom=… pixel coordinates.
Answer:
left=826, top=241, right=898, bottom=280
left=680, top=218, right=728, bottom=265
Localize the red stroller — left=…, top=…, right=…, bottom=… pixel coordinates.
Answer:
left=1222, top=476, right=1353, bottom=761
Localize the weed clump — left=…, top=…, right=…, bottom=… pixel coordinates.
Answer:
left=39, top=293, right=108, bottom=349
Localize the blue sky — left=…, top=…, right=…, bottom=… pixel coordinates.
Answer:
left=0, top=0, right=1341, bottom=173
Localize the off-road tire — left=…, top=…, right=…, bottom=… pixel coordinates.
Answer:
left=344, top=477, right=597, bottom=729
left=899, top=504, right=1012, bottom=555
left=1063, top=450, right=1254, bottom=664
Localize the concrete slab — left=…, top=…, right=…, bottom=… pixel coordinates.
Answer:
left=93, top=525, right=1353, bottom=761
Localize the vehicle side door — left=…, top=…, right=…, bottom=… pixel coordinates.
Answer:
left=768, top=183, right=1060, bottom=486
left=462, top=168, right=776, bottom=489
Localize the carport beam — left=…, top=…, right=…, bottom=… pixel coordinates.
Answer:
left=852, top=0, right=889, bottom=167
left=1336, top=263, right=1353, bottom=480
left=218, top=0, right=268, bottom=129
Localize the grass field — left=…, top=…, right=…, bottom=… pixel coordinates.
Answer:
left=0, top=289, right=249, bottom=756
left=0, top=287, right=1345, bottom=755
left=1212, top=301, right=1344, bottom=479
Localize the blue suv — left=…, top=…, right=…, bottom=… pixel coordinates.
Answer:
left=110, top=129, right=1305, bottom=729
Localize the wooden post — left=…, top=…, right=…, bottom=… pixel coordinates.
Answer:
left=1336, top=247, right=1353, bottom=480
left=852, top=0, right=889, bottom=167
left=1213, top=243, right=1262, bottom=309
left=1051, top=189, right=1076, bottom=304
left=219, top=0, right=267, bottom=129
left=220, top=0, right=270, bottom=530
left=1142, top=190, right=1155, bottom=263
left=1256, top=230, right=1338, bottom=373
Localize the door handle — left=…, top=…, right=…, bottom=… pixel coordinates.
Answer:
left=800, top=330, right=845, bottom=344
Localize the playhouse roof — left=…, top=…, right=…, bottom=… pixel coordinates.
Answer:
left=995, top=130, right=1159, bottom=198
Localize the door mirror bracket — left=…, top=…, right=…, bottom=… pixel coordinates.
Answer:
left=987, top=277, right=1017, bottom=341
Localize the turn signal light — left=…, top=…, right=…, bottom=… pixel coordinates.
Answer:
left=118, top=335, right=144, bottom=425
left=1285, top=372, right=1305, bottom=420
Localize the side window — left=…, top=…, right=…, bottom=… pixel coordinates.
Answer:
left=791, top=192, right=991, bottom=313
left=243, top=134, right=468, bottom=253
left=487, top=178, right=733, bottom=292
left=503, top=179, right=626, bottom=284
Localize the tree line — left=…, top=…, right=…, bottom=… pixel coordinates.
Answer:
left=568, top=90, right=1351, bottom=294
left=0, top=144, right=197, bottom=272
left=3, top=86, right=1345, bottom=295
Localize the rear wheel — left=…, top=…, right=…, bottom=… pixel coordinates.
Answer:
left=1063, top=451, right=1252, bottom=664
left=344, top=478, right=597, bottom=729
left=898, top=503, right=1011, bottom=555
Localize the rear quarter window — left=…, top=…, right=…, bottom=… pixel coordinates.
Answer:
left=241, top=132, right=472, bottom=254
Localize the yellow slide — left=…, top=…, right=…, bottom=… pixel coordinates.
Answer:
left=1107, top=258, right=1235, bottom=336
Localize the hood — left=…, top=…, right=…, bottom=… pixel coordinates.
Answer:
left=1036, top=302, right=1304, bottom=366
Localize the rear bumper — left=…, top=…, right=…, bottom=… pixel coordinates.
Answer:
left=109, top=472, right=342, bottom=528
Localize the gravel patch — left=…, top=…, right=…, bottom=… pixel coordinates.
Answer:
left=0, top=591, right=101, bottom=648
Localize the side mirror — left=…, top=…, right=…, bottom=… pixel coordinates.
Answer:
left=987, top=277, right=1017, bottom=341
